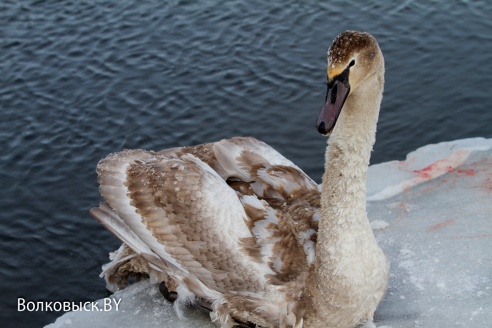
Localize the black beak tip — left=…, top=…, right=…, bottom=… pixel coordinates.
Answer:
left=316, top=121, right=327, bottom=135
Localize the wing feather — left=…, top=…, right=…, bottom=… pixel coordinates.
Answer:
left=213, top=137, right=318, bottom=200
left=96, top=150, right=189, bottom=275
left=211, top=137, right=320, bottom=283
left=89, top=203, right=164, bottom=268
left=95, top=149, right=274, bottom=295
left=93, top=137, right=321, bottom=327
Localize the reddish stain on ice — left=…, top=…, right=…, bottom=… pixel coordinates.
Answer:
left=414, top=166, right=477, bottom=180
left=410, top=149, right=471, bottom=181
left=411, top=150, right=471, bottom=182
left=456, top=169, right=477, bottom=176
left=428, top=218, right=458, bottom=232
left=413, top=163, right=454, bottom=179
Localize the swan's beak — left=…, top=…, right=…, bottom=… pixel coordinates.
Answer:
left=316, top=78, right=350, bottom=136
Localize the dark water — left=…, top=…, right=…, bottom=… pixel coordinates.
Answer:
left=1, top=1, right=491, bottom=327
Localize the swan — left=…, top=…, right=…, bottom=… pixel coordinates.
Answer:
left=90, top=30, right=389, bottom=328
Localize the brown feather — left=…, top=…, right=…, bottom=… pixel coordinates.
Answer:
left=94, top=137, right=321, bottom=326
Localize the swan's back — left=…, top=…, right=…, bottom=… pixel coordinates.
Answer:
left=91, top=137, right=320, bottom=327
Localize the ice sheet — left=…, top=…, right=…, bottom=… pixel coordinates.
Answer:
left=47, top=138, right=492, bottom=328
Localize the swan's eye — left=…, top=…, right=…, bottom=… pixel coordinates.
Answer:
left=349, top=60, right=355, bottom=67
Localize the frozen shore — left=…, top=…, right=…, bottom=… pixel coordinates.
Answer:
left=47, top=138, right=492, bottom=328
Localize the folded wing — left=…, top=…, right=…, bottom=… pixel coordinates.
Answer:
left=91, top=137, right=320, bottom=327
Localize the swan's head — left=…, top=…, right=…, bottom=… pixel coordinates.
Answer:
left=316, top=30, right=383, bottom=136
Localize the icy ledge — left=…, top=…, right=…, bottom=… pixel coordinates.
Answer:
left=47, top=138, right=492, bottom=328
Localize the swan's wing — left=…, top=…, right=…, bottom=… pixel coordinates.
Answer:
left=155, top=137, right=321, bottom=285
left=154, top=137, right=318, bottom=193
left=212, top=137, right=299, bottom=179
left=93, top=139, right=315, bottom=326
left=93, top=149, right=274, bottom=297
left=238, top=192, right=319, bottom=285
left=213, top=137, right=319, bottom=200
left=210, top=138, right=321, bottom=282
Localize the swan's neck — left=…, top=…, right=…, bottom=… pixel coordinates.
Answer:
left=319, top=71, right=383, bottom=231
left=306, top=70, right=387, bottom=326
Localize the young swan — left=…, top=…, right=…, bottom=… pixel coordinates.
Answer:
left=91, top=30, right=389, bottom=328
left=309, top=30, right=389, bottom=328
